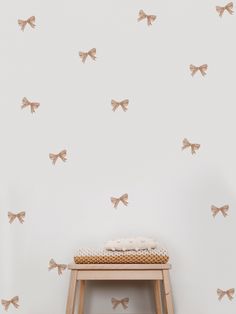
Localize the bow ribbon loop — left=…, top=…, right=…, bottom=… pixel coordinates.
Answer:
left=21, top=97, right=40, bottom=113
left=216, top=2, right=234, bottom=16
left=79, top=48, right=96, bottom=63
left=18, top=16, right=36, bottom=31
left=190, top=64, right=208, bottom=76
left=111, top=194, right=128, bottom=208
left=1, top=296, right=19, bottom=311
left=49, top=150, right=67, bottom=164
left=182, top=138, right=200, bottom=154
left=211, top=205, right=229, bottom=217
left=8, top=211, right=25, bottom=224
left=48, top=259, right=67, bottom=275
left=111, top=99, right=129, bottom=112
left=138, top=10, right=156, bottom=25
left=111, top=297, right=129, bottom=309
left=217, top=288, right=234, bottom=300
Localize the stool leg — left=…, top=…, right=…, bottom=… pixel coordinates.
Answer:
left=153, top=280, right=163, bottom=314
left=78, top=280, right=85, bottom=314
left=163, top=270, right=174, bottom=314
left=66, top=270, right=78, bottom=314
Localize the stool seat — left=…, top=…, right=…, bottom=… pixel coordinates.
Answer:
left=66, top=264, right=174, bottom=314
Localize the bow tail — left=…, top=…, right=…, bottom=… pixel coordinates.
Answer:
left=122, top=303, right=128, bottom=309
left=121, top=104, right=128, bottom=112
left=89, top=53, right=96, bottom=61
left=112, top=303, right=119, bottom=309
left=30, top=105, right=36, bottom=113
left=112, top=103, right=119, bottom=111
left=5, top=304, right=10, bottom=311
left=28, top=21, right=36, bottom=28
left=226, top=7, right=234, bottom=14
left=111, top=298, right=119, bottom=309
left=20, top=22, right=27, bottom=31
left=114, top=200, right=120, bottom=208
left=18, top=216, right=25, bottom=224
left=12, top=302, right=19, bottom=309
left=9, top=217, right=16, bottom=224
left=190, top=145, right=196, bottom=154
left=51, top=156, right=58, bottom=165
left=199, top=69, right=207, bottom=76
left=1, top=301, right=10, bottom=311
left=147, top=17, right=153, bottom=26
left=190, top=69, right=198, bottom=76
left=82, top=54, right=88, bottom=63
left=59, top=155, right=67, bottom=162
left=217, top=7, right=225, bottom=16
left=138, top=16, right=146, bottom=22
left=212, top=210, right=218, bottom=217
left=221, top=210, right=228, bottom=217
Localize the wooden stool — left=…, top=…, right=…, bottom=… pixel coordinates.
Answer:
left=66, top=264, right=174, bottom=314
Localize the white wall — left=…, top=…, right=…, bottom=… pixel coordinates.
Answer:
left=0, top=0, right=236, bottom=313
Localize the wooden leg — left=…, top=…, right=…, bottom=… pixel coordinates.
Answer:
left=163, top=270, right=174, bottom=314
left=78, top=280, right=85, bottom=314
left=161, top=280, right=169, bottom=314
left=66, top=270, right=78, bottom=314
left=154, top=280, right=163, bottom=314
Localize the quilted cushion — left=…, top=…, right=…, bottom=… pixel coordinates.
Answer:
left=105, top=237, right=157, bottom=251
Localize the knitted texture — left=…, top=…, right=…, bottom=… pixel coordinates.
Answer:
left=74, top=248, right=169, bottom=264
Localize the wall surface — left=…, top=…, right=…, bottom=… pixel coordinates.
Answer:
left=0, top=0, right=236, bottom=313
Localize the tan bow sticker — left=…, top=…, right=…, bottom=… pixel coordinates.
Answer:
left=48, top=258, right=67, bottom=275
left=49, top=150, right=67, bottom=165
left=217, top=288, right=234, bottom=301
left=211, top=205, right=229, bottom=217
left=111, top=99, right=129, bottom=112
left=79, top=48, right=96, bottom=63
left=18, top=16, right=36, bottom=31
left=21, top=97, right=40, bottom=113
left=137, top=10, right=156, bottom=26
left=190, top=64, right=208, bottom=76
left=111, top=194, right=128, bottom=208
left=216, top=2, right=234, bottom=16
left=182, top=138, right=200, bottom=154
left=111, top=297, right=129, bottom=310
left=8, top=211, right=25, bottom=224
left=1, top=296, right=19, bottom=311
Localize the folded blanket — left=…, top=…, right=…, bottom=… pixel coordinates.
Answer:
left=74, top=247, right=169, bottom=264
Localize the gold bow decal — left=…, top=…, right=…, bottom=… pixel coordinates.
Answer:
left=216, top=2, right=234, bottom=16
left=49, top=150, right=67, bottom=165
left=48, top=258, right=67, bottom=275
left=1, top=296, right=19, bottom=311
left=111, top=99, right=129, bottom=112
left=111, top=297, right=129, bottom=310
left=111, top=194, right=128, bottom=208
left=18, top=16, right=36, bottom=31
left=217, top=288, right=234, bottom=301
left=21, top=97, right=40, bottom=113
left=190, top=64, right=208, bottom=76
left=182, top=138, right=200, bottom=154
left=137, top=10, right=156, bottom=26
left=211, top=205, right=229, bottom=217
left=8, top=211, right=25, bottom=224
left=79, top=48, right=96, bottom=63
